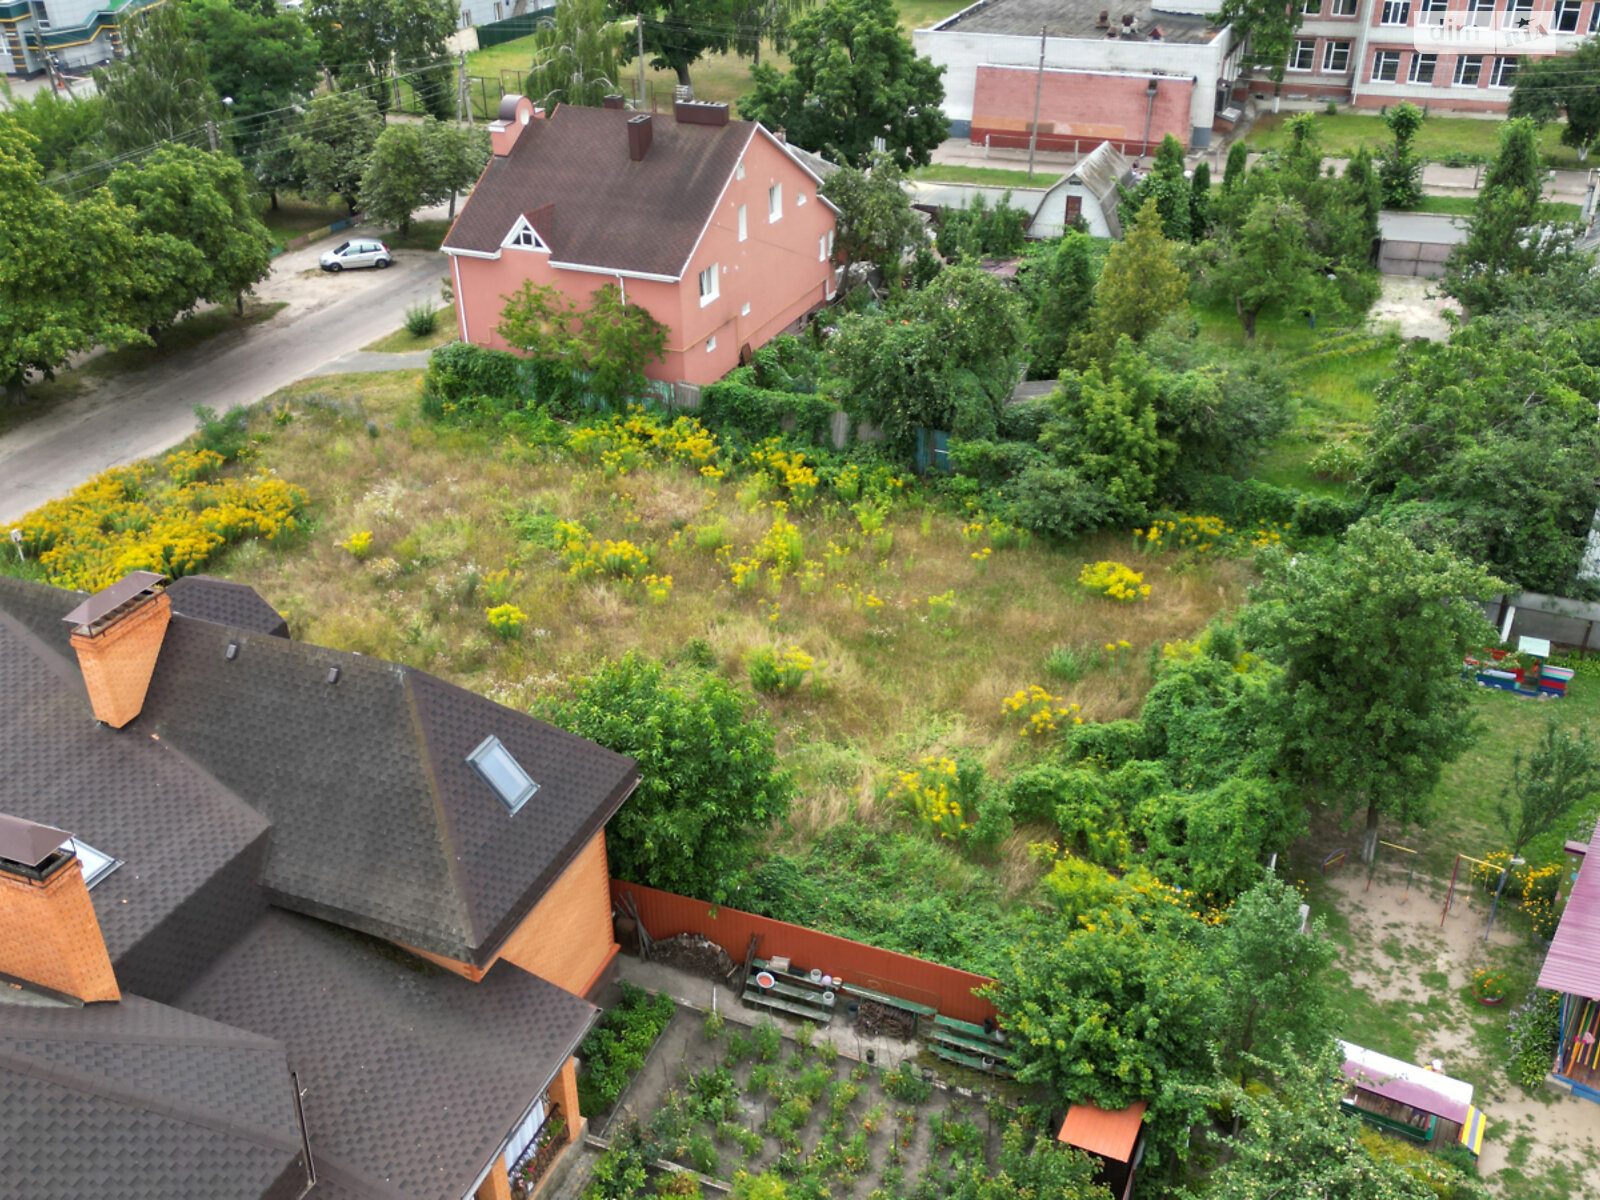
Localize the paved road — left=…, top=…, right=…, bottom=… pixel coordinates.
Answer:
left=0, top=240, right=449, bottom=524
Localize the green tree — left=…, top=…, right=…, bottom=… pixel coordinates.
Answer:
left=1339, top=144, right=1381, bottom=261
left=93, top=3, right=227, bottom=156
left=1378, top=100, right=1425, bottom=209
left=1510, top=37, right=1600, bottom=163
left=738, top=0, right=947, bottom=170
left=1360, top=316, right=1600, bottom=593
left=1203, top=195, right=1329, bottom=339
left=1050, top=343, right=1177, bottom=512
left=1445, top=118, right=1579, bottom=314
left=818, top=151, right=925, bottom=285
left=1214, top=0, right=1303, bottom=99
left=292, top=87, right=385, bottom=212
left=309, top=0, right=457, bottom=113
left=537, top=652, right=793, bottom=901
left=1183, top=1042, right=1467, bottom=1200
left=0, top=84, right=103, bottom=180
left=1083, top=198, right=1187, bottom=357
left=1222, top=139, right=1249, bottom=191
left=1189, top=159, right=1211, bottom=236
left=830, top=266, right=1027, bottom=451
left=731, top=0, right=817, bottom=64
left=357, top=121, right=434, bottom=236
left=185, top=0, right=321, bottom=200
left=1212, top=877, right=1335, bottom=1098
left=1119, top=133, right=1194, bottom=241
left=1021, top=230, right=1096, bottom=378
left=1242, top=519, right=1502, bottom=863
left=523, top=0, right=626, bottom=108
left=579, top=283, right=671, bottom=407
left=1499, top=719, right=1600, bottom=858
left=498, top=280, right=582, bottom=361
left=106, top=145, right=275, bottom=326
left=0, top=123, right=153, bottom=397
left=620, top=0, right=741, bottom=90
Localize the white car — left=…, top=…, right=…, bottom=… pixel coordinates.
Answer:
left=320, top=239, right=393, bottom=272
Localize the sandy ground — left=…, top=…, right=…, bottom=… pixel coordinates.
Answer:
left=1369, top=275, right=1463, bottom=342
left=1324, top=867, right=1600, bottom=1192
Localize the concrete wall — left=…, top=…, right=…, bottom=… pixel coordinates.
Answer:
left=452, top=129, right=835, bottom=387
left=972, top=64, right=1194, bottom=155
left=914, top=25, right=1233, bottom=147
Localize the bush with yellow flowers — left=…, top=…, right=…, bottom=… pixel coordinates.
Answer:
left=1136, top=514, right=1289, bottom=556
left=1001, top=685, right=1083, bottom=738
left=891, top=755, right=986, bottom=843
left=485, top=603, right=526, bottom=640
left=1077, top=560, right=1150, bottom=602
left=6, top=454, right=307, bottom=592
left=748, top=645, right=815, bottom=695
left=341, top=530, right=374, bottom=560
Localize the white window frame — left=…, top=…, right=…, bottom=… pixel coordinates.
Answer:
left=768, top=183, right=782, bottom=222
left=1380, top=0, right=1410, bottom=23
left=827, top=229, right=835, bottom=256
left=819, top=234, right=828, bottom=261
left=699, top=263, right=719, bottom=306
left=797, top=191, right=807, bottom=206
left=466, top=735, right=539, bottom=814
left=1418, top=0, right=1448, bottom=23
left=1454, top=53, right=1483, bottom=84
left=706, top=335, right=717, bottom=353
left=1508, top=0, right=1532, bottom=27
left=1374, top=49, right=1401, bottom=80
left=503, top=216, right=549, bottom=253
left=1467, top=0, right=1495, bottom=25
left=735, top=160, right=745, bottom=181
left=741, top=301, right=751, bottom=316
left=1556, top=0, right=1582, bottom=29
left=1408, top=51, right=1438, bottom=82
left=1330, top=0, right=1358, bottom=15
left=66, top=837, right=121, bottom=890
left=1300, top=0, right=1321, bottom=12
left=737, top=204, right=747, bottom=242
left=1290, top=39, right=1316, bottom=70
left=1324, top=39, right=1351, bottom=70
left=1491, top=55, right=1518, bottom=86
left=1591, top=2, right=1600, bottom=30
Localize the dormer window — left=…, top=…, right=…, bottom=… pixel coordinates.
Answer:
left=66, top=837, right=121, bottom=889
left=504, top=216, right=549, bottom=253
left=467, top=735, right=539, bottom=814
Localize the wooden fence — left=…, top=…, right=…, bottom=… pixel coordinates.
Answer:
left=611, top=880, right=999, bottom=1025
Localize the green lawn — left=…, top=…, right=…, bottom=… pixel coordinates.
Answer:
left=379, top=219, right=451, bottom=252
left=1245, top=111, right=1589, bottom=169
left=897, top=0, right=971, bottom=29
left=259, top=195, right=350, bottom=239
left=1408, top=194, right=1584, bottom=222
left=911, top=164, right=1062, bottom=188
left=363, top=305, right=460, bottom=353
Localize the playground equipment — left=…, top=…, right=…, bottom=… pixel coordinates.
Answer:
left=1338, top=1041, right=1486, bottom=1158
left=1440, top=853, right=1495, bottom=927
left=1464, top=636, right=1575, bottom=699
left=1367, top=840, right=1418, bottom=901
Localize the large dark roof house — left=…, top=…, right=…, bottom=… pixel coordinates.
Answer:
left=0, top=570, right=639, bottom=1200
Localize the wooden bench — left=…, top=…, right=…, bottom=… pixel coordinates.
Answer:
left=930, top=1042, right=1015, bottom=1078
left=928, top=1014, right=1016, bottom=1076
left=743, top=989, right=835, bottom=1024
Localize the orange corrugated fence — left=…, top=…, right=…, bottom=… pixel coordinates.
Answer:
left=610, top=879, right=999, bottom=1025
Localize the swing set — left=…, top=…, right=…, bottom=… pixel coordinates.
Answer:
left=1440, top=853, right=1496, bottom=927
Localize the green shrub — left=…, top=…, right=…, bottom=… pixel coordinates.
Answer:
left=882, top=1061, right=932, bottom=1104
left=703, top=1009, right=726, bottom=1041
left=404, top=302, right=439, bottom=336
left=699, top=381, right=837, bottom=445
left=576, top=983, right=678, bottom=1116
left=686, top=1132, right=720, bottom=1176
left=1506, top=988, right=1562, bottom=1090
left=754, top=1019, right=783, bottom=1063
left=423, top=342, right=521, bottom=411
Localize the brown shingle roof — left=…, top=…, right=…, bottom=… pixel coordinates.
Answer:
left=444, top=104, right=756, bottom=278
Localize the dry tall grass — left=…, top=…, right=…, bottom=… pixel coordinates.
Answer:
left=222, top=372, right=1253, bottom=844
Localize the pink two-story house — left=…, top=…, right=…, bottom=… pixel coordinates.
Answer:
left=443, top=96, right=839, bottom=388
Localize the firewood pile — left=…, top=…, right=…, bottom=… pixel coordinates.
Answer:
left=856, top=999, right=915, bottom=1040
left=650, top=933, right=738, bottom=981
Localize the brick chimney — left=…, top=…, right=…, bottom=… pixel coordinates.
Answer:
left=490, top=94, right=542, bottom=157
left=627, top=113, right=653, bottom=162
left=603, top=93, right=626, bottom=110
left=0, top=815, right=120, bottom=1003
left=674, top=99, right=730, bottom=127
left=62, top=571, right=171, bottom=729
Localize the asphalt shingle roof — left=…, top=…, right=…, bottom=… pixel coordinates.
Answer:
left=166, top=575, right=291, bottom=638
left=444, top=104, right=755, bottom=277
left=0, top=995, right=310, bottom=1200
left=0, top=582, right=271, bottom=1004
left=180, top=910, right=596, bottom=1200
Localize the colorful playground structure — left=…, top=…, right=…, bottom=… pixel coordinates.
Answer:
left=1464, top=636, right=1575, bottom=698
left=1538, top=815, right=1600, bottom=1103
left=1337, top=1041, right=1487, bottom=1158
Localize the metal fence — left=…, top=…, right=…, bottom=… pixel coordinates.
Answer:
left=1482, top=591, right=1600, bottom=654
left=474, top=7, right=556, bottom=49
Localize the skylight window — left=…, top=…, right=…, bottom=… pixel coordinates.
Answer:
left=467, top=735, right=539, bottom=814
left=66, top=837, right=121, bottom=889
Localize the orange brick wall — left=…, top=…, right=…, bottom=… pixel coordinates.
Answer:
left=972, top=66, right=1194, bottom=155
left=549, top=1057, right=581, bottom=1143
left=0, top=858, right=120, bottom=1003
left=497, top=830, right=617, bottom=996
left=71, top=592, right=171, bottom=728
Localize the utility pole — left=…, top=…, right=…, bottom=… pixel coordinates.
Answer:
left=458, top=49, right=471, bottom=124
left=637, top=17, right=646, bottom=109
left=1026, top=26, right=1046, bottom=181
left=206, top=120, right=220, bottom=152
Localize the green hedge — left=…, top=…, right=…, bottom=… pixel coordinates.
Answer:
left=421, top=342, right=612, bottom=421
left=575, top=983, right=678, bottom=1116
left=698, top=380, right=838, bottom=445
left=1181, top=474, right=1364, bottom=539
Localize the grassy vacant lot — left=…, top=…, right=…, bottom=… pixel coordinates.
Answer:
left=216, top=372, right=1248, bottom=827
left=363, top=305, right=460, bottom=353
left=258, top=195, right=350, bottom=239
left=1246, top=111, right=1587, bottom=168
